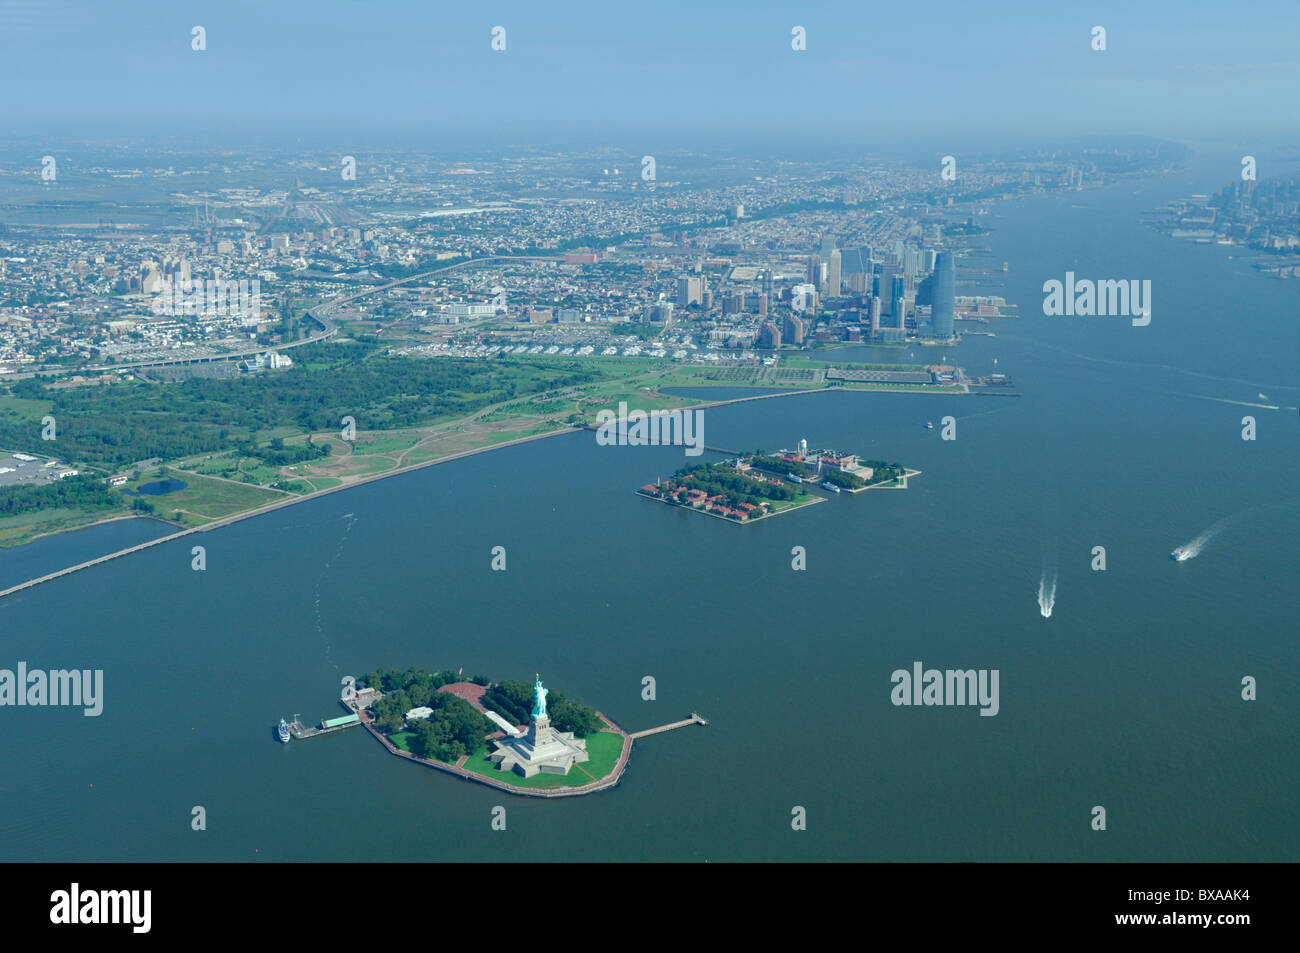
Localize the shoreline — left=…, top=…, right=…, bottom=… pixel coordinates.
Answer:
left=0, top=424, right=576, bottom=600
left=636, top=487, right=825, bottom=524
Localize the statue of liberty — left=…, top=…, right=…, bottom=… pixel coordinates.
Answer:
left=531, top=674, right=548, bottom=721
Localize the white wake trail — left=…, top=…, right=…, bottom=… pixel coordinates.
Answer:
left=1037, top=568, right=1057, bottom=618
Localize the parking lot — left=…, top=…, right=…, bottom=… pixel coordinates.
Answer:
left=0, top=451, right=79, bottom=487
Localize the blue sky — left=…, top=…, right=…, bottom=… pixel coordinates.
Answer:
left=2, top=0, right=1297, bottom=143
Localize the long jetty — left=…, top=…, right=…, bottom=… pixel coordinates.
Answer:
left=629, top=713, right=708, bottom=739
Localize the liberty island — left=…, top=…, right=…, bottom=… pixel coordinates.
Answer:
left=298, top=668, right=707, bottom=797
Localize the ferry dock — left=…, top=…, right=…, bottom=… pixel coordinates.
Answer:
left=284, top=710, right=362, bottom=740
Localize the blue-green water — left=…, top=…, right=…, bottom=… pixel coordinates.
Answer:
left=0, top=154, right=1295, bottom=861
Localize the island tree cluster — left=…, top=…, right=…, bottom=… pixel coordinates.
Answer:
left=482, top=679, right=603, bottom=737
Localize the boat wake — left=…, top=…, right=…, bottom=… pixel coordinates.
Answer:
left=1037, top=568, right=1057, bottom=618
left=1173, top=509, right=1248, bottom=562
left=1174, top=498, right=1300, bottom=562
left=314, top=513, right=357, bottom=672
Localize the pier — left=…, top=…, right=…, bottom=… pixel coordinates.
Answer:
left=284, top=712, right=362, bottom=740
left=629, top=713, right=708, bottom=739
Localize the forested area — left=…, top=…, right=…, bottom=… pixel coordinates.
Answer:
left=363, top=668, right=494, bottom=763
left=0, top=345, right=604, bottom=469
left=0, top=473, right=129, bottom=518
left=481, top=679, right=603, bottom=737
left=669, top=462, right=797, bottom=508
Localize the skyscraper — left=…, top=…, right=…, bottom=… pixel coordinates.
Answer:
left=931, top=252, right=955, bottom=339
left=827, top=250, right=841, bottom=298
left=677, top=276, right=702, bottom=308
left=807, top=254, right=822, bottom=288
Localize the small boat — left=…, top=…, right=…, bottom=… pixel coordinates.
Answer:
left=821, top=481, right=841, bottom=493
left=1170, top=548, right=1191, bottom=562
left=277, top=718, right=291, bottom=743
left=925, top=421, right=934, bottom=430
left=786, top=473, right=803, bottom=483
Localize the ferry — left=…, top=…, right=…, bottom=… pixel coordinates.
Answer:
left=786, top=473, right=803, bottom=483
left=277, top=718, right=291, bottom=743
left=821, top=481, right=841, bottom=493
left=1170, top=548, right=1192, bottom=562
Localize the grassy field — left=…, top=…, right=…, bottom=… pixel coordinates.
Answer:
left=579, top=731, right=625, bottom=781
left=460, top=750, right=588, bottom=789
left=0, top=506, right=134, bottom=547
left=0, top=396, right=54, bottom=422
left=766, top=491, right=822, bottom=513
left=349, top=433, right=421, bottom=455
left=140, top=471, right=288, bottom=524
left=385, top=731, right=456, bottom=765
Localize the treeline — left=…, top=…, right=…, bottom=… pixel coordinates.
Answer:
left=235, top=436, right=330, bottom=467
left=0, top=473, right=122, bottom=518
left=750, top=454, right=814, bottom=477
left=821, top=469, right=866, bottom=489
left=482, top=679, right=603, bottom=738
left=671, top=462, right=797, bottom=506
left=0, top=345, right=605, bottom=469
left=861, top=460, right=905, bottom=484
left=363, top=667, right=494, bottom=762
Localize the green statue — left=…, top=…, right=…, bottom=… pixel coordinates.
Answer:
left=531, top=674, right=548, bottom=720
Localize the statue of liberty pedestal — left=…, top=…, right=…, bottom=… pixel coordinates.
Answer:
left=489, top=673, right=588, bottom=778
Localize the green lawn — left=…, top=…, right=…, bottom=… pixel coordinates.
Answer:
left=351, top=434, right=420, bottom=455
left=142, top=471, right=287, bottom=522
left=579, top=731, right=625, bottom=782
left=0, top=397, right=54, bottom=422
left=0, top=506, right=133, bottom=547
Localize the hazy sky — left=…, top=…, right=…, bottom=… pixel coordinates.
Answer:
left=2, top=0, right=1297, bottom=144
